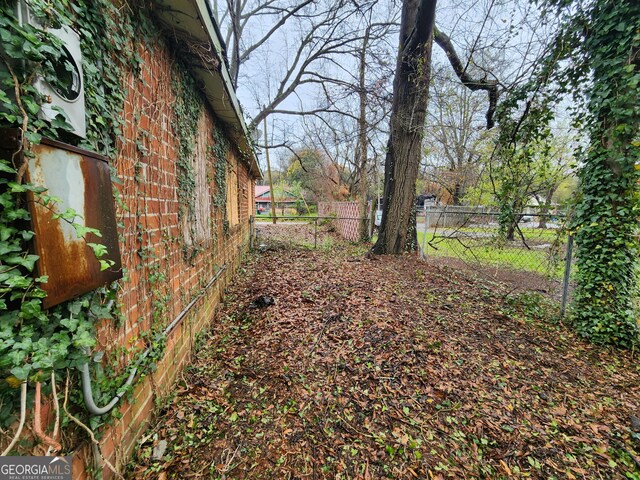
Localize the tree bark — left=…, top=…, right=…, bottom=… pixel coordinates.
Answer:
left=372, top=0, right=437, bottom=254
left=263, top=117, right=277, bottom=224
left=226, top=0, right=242, bottom=88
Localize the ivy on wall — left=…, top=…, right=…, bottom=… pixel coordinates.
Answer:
left=170, top=62, right=205, bottom=262
left=0, top=0, right=153, bottom=438
left=0, top=0, right=242, bottom=453
left=211, top=127, right=230, bottom=234
left=171, top=65, right=201, bottom=225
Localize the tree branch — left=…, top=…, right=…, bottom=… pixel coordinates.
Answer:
left=269, top=108, right=361, bottom=121
left=239, top=0, right=314, bottom=64
left=433, top=26, right=499, bottom=129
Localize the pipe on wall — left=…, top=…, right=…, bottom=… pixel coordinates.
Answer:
left=81, top=264, right=227, bottom=416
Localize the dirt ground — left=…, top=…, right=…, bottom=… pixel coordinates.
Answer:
left=423, top=256, right=569, bottom=303
left=127, top=243, right=640, bottom=480
left=254, top=221, right=339, bottom=249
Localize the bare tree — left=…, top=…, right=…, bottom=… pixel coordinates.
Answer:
left=277, top=10, right=396, bottom=207
left=356, top=23, right=373, bottom=240
left=212, top=0, right=392, bottom=128
left=214, top=0, right=315, bottom=87
left=423, top=68, right=488, bottom=204
left=354, top=17, right=398, bottom=239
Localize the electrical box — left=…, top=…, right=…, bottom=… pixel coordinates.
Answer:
left=1, top=130, right=122, bottom=308
left=4, top=1, right=87, bottom=138
left=33, top=24, right=87, bottom=139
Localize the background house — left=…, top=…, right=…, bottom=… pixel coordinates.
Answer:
left=255, top=184, right=299, bottom=214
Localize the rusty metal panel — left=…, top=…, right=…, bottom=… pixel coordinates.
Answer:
left=25, top=139, right=122, bottom=308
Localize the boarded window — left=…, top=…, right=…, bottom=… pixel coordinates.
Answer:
left=183, top=111, right=212, bottom=245
left=226, top=156, right=239, bottom=226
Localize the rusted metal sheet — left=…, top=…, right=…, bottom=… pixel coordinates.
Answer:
left=24, top=138, right=122, bottom=308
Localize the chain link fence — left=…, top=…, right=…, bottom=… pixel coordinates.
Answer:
left=418, top=206, right=574, bottom=304
left=251, top=215, right=363, bottom=250
left=249, top=206, right=576, bottom=307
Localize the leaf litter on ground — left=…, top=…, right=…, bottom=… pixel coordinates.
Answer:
left=127, top=242, right=640, bottom=480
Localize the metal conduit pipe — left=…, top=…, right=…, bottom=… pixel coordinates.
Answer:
left=81, top=265, right=227, bottom=416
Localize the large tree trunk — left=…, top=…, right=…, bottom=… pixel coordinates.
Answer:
left=571, top=0, right=640, bottom=347
left=372, top=0, right=437, bottom=254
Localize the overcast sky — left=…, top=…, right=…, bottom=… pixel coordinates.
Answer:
left=211, top=0, right=553, bottom=171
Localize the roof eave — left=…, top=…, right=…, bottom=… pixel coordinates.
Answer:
left=155, top=0, right=262, bottom=179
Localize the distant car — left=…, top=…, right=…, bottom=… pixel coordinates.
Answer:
left=415, top=193, right=437, bottom=210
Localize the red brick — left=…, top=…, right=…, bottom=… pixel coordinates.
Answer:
left=74, top=24, right=256, bottom=480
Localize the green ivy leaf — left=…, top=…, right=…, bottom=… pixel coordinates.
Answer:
left=20, top=300, right=42, bottom=320
left=60, top=316, right=80, bottom=332
left=0, top=162, right=16, bottom=174
left=10, top=365, right=31, bottom=381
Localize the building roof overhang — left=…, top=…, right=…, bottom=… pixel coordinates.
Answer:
left=156, top=0, right=262, bottom=179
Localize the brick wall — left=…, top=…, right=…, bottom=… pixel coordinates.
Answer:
left=73, top=36, right=256, bottom=479
left=318, top=201, right=363, bottom=242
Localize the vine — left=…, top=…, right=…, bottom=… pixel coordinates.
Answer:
left=170, top=61, right=205, bottom=261
left=171, top=65, right=201, bottom=223
left=522, top=0, right=640, bottom=347
left=211, top=127, right=229, bottom=234
left=0, top=0, right=249, bottom=462
left=564, top=0, right=640, bottom=348
left=211, top=127, right=229, bottom=205
left=0, top=0, right=154, bottom=443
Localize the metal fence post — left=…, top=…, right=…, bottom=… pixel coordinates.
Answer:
left=249, top=215, right=254, bottom=250
left=560, top=233, right=574, bottom=318
left=420, top=206, right=429, bottom=259
left=314, top=217, right=318, bottom=249
left=369, top=201, right=376, bottom=238
left=255, top=219, right=260, bottom=247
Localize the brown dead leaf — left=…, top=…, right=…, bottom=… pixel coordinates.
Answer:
left=125, top=245, right=640, bottom=480
left=499, top=460, right=512, bottom=475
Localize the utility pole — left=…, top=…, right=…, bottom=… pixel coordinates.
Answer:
left=356, top=25, right=371, bottom=242
left=263, top=116, right=276, bottom=224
